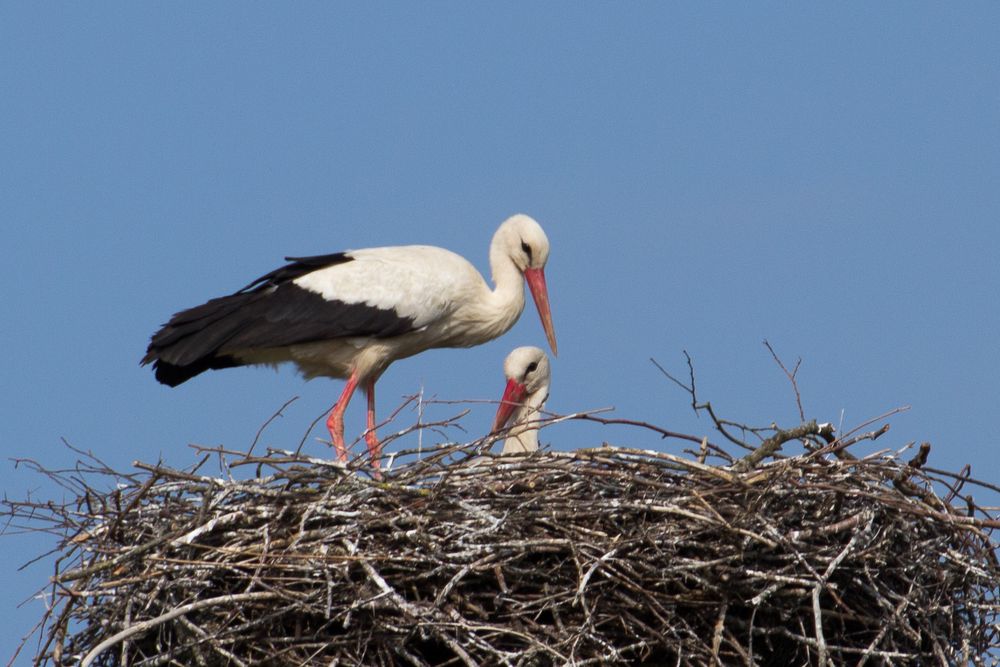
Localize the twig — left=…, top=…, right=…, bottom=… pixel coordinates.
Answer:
left=837, top=406, right=911, bottom=443
left=248, top=396, right=298, bottom=456
left=763, top=339, right=805, bottom=423
left=79, top=592, right=278, bottom=667
left=651, top=354, right=766, bottom=450
left=731, top=421, right=835, bottom=473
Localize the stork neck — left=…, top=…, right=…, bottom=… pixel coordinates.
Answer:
left=501, top=427, right=538, bottom=454
left=490, top=237, right=525, bottom=291
left=500, top=387, right=547, bottom=455
left=485, top=244, right=526, bottom=331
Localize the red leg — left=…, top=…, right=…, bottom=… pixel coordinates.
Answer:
left=364, top=378, right=381, bottom=471
left=326, top=372, right=360, bottom=462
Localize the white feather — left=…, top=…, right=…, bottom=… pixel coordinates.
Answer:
left=293, top=245, right=481, bottom=328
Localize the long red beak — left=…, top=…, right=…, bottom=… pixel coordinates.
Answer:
left=523, top=267, right=557, bottom=356
left=492, top=378, right=527, bottom=433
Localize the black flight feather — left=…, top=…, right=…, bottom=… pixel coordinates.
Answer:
left=142, top=253, right=417, bottom=387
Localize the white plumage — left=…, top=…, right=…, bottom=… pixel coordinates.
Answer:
left=492, top=346, right=552, bottom=455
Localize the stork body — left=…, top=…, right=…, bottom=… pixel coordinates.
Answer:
left=492, top=346, right=551, bottom=454
left=142, top=214, right=557, bottom=469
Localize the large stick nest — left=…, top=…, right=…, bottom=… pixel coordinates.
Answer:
left=6, top=423, right=1000, bottom=666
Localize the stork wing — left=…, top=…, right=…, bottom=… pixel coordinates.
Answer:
left=144, top=246, right=473, bottom=369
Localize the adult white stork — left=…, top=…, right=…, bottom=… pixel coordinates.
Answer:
left=142, top=214, right=557, bottom=470
left=492, top=346, right=551, bottom=454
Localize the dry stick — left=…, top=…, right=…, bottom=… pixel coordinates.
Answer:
left=295, top=406, right=333, bottom=456
left=711, top=601, right=727, bottom=662
left=79, top=591, right=278, bottom=667
left=943, top=464, right=972, bottom=505
left=571, top=447, right=739, bottom=484
left=789, top=509, right=871, bottom=542
left=893, top=442, right=946, bottom=509
left=905, top=441, right=931, bottom=469
left=924, top=464, right=1000, bottom=497
left=763, top=339, right=805, bottom=423
left=854, top=595, right=912, bottom=667
left=33, top=560, right=80, bottom=665
left=116, top=468, right=163, bottom=518
left=811, top=516, right=874, bottom=666
left=574, top=547, right=619, bottom=612
left=811, top=584, right=829, bottom=667
left=570, top=413, right=723, bottom=450
left=55, top=527, right=186, bottom=584
left=836, top=423, right=891, bottom=449
left=5, top=616, right=47, bottom=667
left=379, top=406, right=470, bottom=450
left=176, top=615, right=248, bottom=667
left=731, top=421, right=835, bottom=473
left=294, top=393, right=447, bottom=461
left=650, top=355, right=760, bottom=450
left=131, top=461, right=224, bottom=485
left=837, top=405, right=910, bottom=443
left=354, top=551, right=477, bottom=667
left=248, top=396, right=298, bottom=456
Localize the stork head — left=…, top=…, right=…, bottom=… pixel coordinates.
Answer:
left=501, top=214, right=551, bottom=272
left=492, top=346, right=551, bottom=435
left=493, top=214, right=557, bottom=355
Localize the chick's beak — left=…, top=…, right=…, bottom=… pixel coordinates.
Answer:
left=492, top=378, right=527, bottom=433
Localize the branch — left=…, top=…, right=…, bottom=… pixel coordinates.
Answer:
left=731, top=421, right=836, bottom=473
left=79, top=592, right=278, bottom=667
left=763, top=339, right=805, bottom=422
left=248, top=395, right=298, bottom=456
left=651, top=354, right=760, bottom=450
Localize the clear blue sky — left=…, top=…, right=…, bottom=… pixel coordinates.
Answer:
left=3, top=4, right=999, bottom=661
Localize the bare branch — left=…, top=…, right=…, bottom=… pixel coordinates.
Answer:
left=248, top=396, right=298, bottom=456
left=651, top=354, right=758, bottom=450
left=732, top=421, right=836, bottom=473
left=762, top=339, right=805, bottom=422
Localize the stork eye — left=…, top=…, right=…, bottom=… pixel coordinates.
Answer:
left=525, top=361, right=538, bottom=374
left=520, top=240, right=533, bottom=262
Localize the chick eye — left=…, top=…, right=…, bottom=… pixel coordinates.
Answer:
left=520, top=240, right=533, bottom=262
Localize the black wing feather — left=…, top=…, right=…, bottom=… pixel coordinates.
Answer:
left=237, top=253, right=353, bottom=292
left=142, top=253, right=417, bottom=386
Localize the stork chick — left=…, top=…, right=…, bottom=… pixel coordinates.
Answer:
left=492, top=346, right=551, bottom=454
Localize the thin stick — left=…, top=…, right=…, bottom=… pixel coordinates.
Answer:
left=79, top=592, right=278, bottom=667
left=763, top=339, right=805, bottom=423
left=249, top=396, right=298, bottom=456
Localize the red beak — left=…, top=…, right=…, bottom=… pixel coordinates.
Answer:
left=492, top=378, right=527, bottom=433
left=523, top=267, right=557, bottom=356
